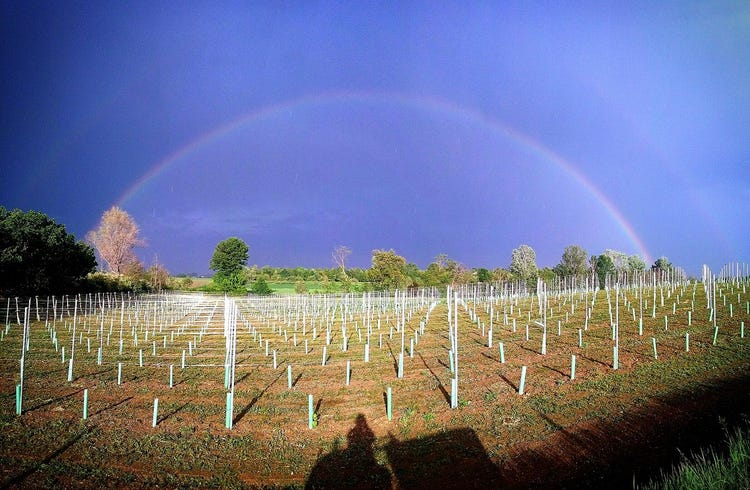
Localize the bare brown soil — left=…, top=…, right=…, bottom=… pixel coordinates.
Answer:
left=1, top=286, right=748, bottom=488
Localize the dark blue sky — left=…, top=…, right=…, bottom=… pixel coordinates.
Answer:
left=2, top=2, right=748, bottom=276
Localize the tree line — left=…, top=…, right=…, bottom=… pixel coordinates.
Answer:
left=208, top=237, right=675, bottom=294
left=0, top=206, right=165, bottom=296
left=0, top=206, right=676, bottom=296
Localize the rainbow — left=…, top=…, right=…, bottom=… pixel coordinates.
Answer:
left=116, top=91, right=652, bottom=263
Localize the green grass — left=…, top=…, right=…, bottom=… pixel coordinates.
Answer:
left=641, top=421, right=750, bottom=489
left=266, top=281, right=345, bottom=294
left=182, top=277, right=354, bottom=294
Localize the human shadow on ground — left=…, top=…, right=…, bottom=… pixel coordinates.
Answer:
left=307, top=372, right=750, bottom=489
left=305, top=414, right=391, bottom=489
left=384, top=426, right=502, bottom=488
left=306, top=415, right=501, bottom=489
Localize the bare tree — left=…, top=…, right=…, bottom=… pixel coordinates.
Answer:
left=332, top=245, right=351, bottom=275
left=148, top=256, right=169, bottom=292
left=87, top=206, right=145, bottom=276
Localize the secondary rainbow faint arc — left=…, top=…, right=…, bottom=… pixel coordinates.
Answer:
left=116, top=91, right=652, bottom=263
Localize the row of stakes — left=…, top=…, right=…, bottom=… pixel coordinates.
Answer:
left=15, top=305, right=748, bottom=403
left=13, top=316, right=747, bottom=421
left=13, top=385, right=397, bottom=430
left=12, top=290, right=748, bottom=425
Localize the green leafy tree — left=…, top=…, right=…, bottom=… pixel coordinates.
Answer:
left=651, top=256, right=672, bottom=272
left=295, top=280, right=308, bottom=294
left=404, top=262, right=424, bottom=287
left=422, top=262, right=443, bottom=287
left=0, top=207, right=96, bottom=294
left=492, top=267, right=514, bottom=282
left=424, top=253, right=471, bottom=285
left=423, top=255, right=450, bottom=285
left=538, top=267, right=556, bottom=284
left=210, top=237, right=249, bottom=274
left=210, top=237, right=249, bottom=292
left=347, top=268, right=369, bottom=283
left=250, top=277, right=273, bottom=295
left=475, top=268, right=492, bottom=283
left=339, top=275, right=354, bottom=293
left=594, top=254, right=615, bottom=289
left=556, top=245, right=588, bottom=277
left=369, top=249, right=408, bottom=290
left=627, top=254, right=646, bottom=272
left=213, top=272, right=246, bottom=293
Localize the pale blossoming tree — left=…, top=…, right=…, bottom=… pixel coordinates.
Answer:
left=87, top=206, right=145, bottom=276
